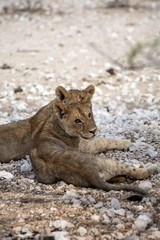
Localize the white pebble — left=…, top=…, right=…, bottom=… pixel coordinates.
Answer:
left=133, top=214, right=152, bottom=232
left=77, top=226, right=87, bottom=236
left=94, top=201, right=103, bottom=208
left=0, top=171, right=14, bottom=179
left=52, top=231, right=69, bottom=240
left=116, top=232, right=125, bottom=239
left=21, top=160, right=32, bottom=172
left=116, top=223, right=125, bottom=230
left=52, top=220, right=74, bottom=230
left=114, top=208, right=126, bottom=216
left=91, top=214, right=100, bottom=222
left=138, top=181, right=152, bottom=190
left=103, top=214, right=110, bottom=224
left=147, top=148, right=158, bottom=158
left=110, top=198, right=121, bottom=210
left=65, top=190, right=79, bottom=199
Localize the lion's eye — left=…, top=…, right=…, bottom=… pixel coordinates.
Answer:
left=75, top=119, right=82, bottom=124
left=88, top=113, right=91, bottom=118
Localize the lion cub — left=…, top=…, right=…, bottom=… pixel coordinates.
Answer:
left=30, top=85, right=157, bottom=195
left=0, top=85, right=96, bottom=163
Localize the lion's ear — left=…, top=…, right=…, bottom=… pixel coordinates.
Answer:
left=83, top=85, right=95, bottom=97
left=54, top=101, right=68, bottom=119
left=82, top=85, right=95, bottom=103
left=55, top=86, right=69, bottom=102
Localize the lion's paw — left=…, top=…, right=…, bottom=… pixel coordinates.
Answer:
left=145, top=163, right=158, bottom=176
left=118, top=139, right=131, bottom=150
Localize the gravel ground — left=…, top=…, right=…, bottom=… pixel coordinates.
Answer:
left=0, top=1, right=160, bottom=239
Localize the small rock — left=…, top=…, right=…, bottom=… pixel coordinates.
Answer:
left=0, top=170, right=14, bottom=179
left=114, top=208, right=126, bottom=216
left=110, top=198, right=121, bottom=210
left=116, top=232, right=125, bottom=240
left=99, top=207, right=108, bottom=215
left=103, top=214, right=110, bottom=224
left=65, top=190, right=79, bottom=199
left=43, top=237, right=55, bottom=240
left=147, top=148, right=158, bottom=158
left=77, top=226, right=87, bottom=236
left=87, top=195, right=96, bottom=204
left=116, top=223, right=125, bottom=230
left=80, top=197, right=90, bottom=205
left=21, top=160, right=32, bottom=172
left=88, top=227, right=99, bottom=236
left=94, top=201, right=103, bottom=209
left=0, top=63, right=12, bottom=69
left=71, top=199, right=81, bottom=205
left=106, top=67, right=116, bottom=75
left=91, top=214, right=100, bottom=222
left=138, top=181, right=152, bottom=190
left=132, top=214, right=152, bottom=232
left=126, top=234, right=139, bottom=240
left=52, top=220, right=74, bottom=230
left=52, top=231, right=69, bottom=240
left=14, top=86, right=23, bottom=93
left=112, top=218, right=121, bottom=225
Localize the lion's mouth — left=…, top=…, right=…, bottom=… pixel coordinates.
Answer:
left=81, top=133, right=95, bottom=139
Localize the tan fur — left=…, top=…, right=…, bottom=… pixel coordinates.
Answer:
left=29, top=85, right=157, bottom=195
left=0, top=85, right=94, bottom=163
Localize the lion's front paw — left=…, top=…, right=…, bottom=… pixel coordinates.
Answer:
left=145, top=163, right=158, bottom=176
left=117, top=139, right=131, bottom=150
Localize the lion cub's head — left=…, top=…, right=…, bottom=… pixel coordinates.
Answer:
left=54, top=85, right=97, bottom=139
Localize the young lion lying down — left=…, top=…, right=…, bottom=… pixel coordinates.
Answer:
left=0, top=85, right=157, bottom=195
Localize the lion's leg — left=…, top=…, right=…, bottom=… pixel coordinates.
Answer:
left=79, top=137, right=130, bottom=154
left=30, top=147, right=106, bottom=187
left=30, top=148, right=57, bottom=184
left=94, top=157, right=157, bottom=182
left=30, top=147, right=148, bottom=195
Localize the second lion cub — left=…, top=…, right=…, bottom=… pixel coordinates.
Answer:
left=30, top=85, right=157, bottom=195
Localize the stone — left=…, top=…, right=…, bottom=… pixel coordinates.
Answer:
left=52, top=220, right=74, bottom=230
left=147, top=148, right=158, bottom=158
left=77, top=226, right=87, bottom=236
left=94, top=201, right=103, bottom=209
left=65, top=190, right=79, bottom=199
left=52, top=231, right=69, bottom=240
left=116, top=223, right=125, bottom=230
left=110, top=198, right=121, bottom=210
left=0, top=170, right=14, bottom=179
left=114, top=208, right=126, bottom=216
left=116, top=232, right=124, bottom=239
left=21, top=160, right=32, bottom=172
left=80, top=197, right=90, bottom=205
left=72, top=199, right=81, bottom=205
left=138, top=180, right=152, bottom=190
left=88, top=227, right=99, bottom=236
left=112, top=218, right=121, bottom=225
left=91, top=214, right=100, bottom=222
left=132, top=214, right=152, bottom=232
left=127, top=234, right=139, bottom=240
left=87, top=195, right=96, bottom=204
left=103, top=214, right=110, bottom=224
